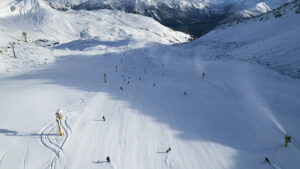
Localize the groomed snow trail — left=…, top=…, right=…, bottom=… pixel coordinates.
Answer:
left=0, top=0, right=300, bottom=169
left=1, top=44, right=297, bottom=169
left=1, top=40, right=300, bottom=168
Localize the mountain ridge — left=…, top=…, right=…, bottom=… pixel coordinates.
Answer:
left=44, top=0, right=292, bottom=37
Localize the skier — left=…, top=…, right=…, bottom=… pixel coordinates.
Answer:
left=265, top=157, right=270, bottom=164
left=102, top=116, right=106, bottom=121
left=166, top=147, right=171, bottom=153
left=106, top=156, right=111, bottom=163
left=184, top=91, right=187, bottom=96
left=202, top=72, right=205, bottom=79
left=285, top=134, right=291, bottom=147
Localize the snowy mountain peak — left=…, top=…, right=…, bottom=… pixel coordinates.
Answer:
left=196, top=0, right=300, bottom=78
left=45, top=0, right=292, bottom=13
left=43, top=0, right=293, bottom=37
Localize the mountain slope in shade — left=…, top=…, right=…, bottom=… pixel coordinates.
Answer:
left=45, top=0, right=292, bottom=16
left=43, top=0, right=293, bottom=37
left=186, top=0, right=300, bottom=78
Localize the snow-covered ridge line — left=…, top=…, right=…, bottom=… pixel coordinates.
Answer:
left=44, top=0, right=292, bottom=13
left=218, top=0, right=300, bottom=29
left=190, top=0, right=300, bottom=78
left=43, top=0, right=292, bottom=37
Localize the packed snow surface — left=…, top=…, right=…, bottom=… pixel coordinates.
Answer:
left=0, top=0, right=188, bottom=72
left=0, top=0, right=300, bottom=169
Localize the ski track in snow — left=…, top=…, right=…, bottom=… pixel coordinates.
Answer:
left=47, top=156, right=57, bottom=169
left=164, top=154, right=174, bottom=168
left=64, top=118, right=72, bottom=134
left=110, top=162, right=117, bottom=169
left=165, top=154, right=169, bottom=166
left=37, top=94, right=88, bottom=169
left=40, top=125, right=58, bottom=157
left=23, top=139, right=29, bottom=169
left=39, top=116, right=72, bottom=169
left=0, top=150, right=10, bottom=169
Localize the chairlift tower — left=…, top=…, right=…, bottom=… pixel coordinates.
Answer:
left=22, top=32, right=28, bottom=42
left=9, top=42, right=16, bottom=58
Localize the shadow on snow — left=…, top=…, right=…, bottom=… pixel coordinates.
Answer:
left=0, top=128, right=59, bottom=137
left=7, top=41, right=300, bottom=169
left=55, top=38, right=130, bottom=51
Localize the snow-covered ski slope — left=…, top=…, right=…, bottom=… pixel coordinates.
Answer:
left=1, top=0, right=300, bottom=169
left=188, top=0, right=300, bottom=78
left=0, top=0, right=189, bottom=72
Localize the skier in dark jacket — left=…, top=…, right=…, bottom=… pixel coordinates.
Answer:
left=166, top=147, right=171, bottom=153
left=102, top=116, right=106, bottom=121
left=265, top=157, right=270, bottom=164
left=106, top=156, right=110, bottom=163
